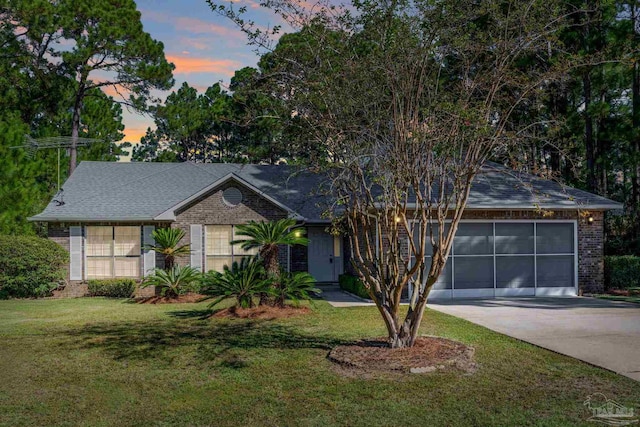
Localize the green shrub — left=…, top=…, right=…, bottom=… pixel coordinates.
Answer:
left=338, top=274, right=371, bottom=300
left=604, top=256, right=640, bottom=290
left=87, top=279, right=136, bottom=298
left=274, top=272, right=320, bottom=307
left=140, top=265, right=202, bottom=298
left=0, top=235, right=68, bottom=299
left=200, top=258, right=272, bottom=309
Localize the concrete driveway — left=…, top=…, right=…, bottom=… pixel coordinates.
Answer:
left=427, top=297, right=640, bottom=381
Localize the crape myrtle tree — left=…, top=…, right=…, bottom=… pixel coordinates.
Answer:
left=211, top=0, right=573, bottom=347
left=5, top=0, right=174, bottom=175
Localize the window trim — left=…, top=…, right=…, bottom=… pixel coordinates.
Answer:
left=84, top=225, right=142, bottom=280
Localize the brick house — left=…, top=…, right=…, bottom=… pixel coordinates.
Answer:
left=31, top=161, right=621, bottom=298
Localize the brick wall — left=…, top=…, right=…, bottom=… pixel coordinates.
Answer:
left=576, top=211, right=605, bottom=293
left=290, top=244, right=308, bottom=272
left=172, top=180, right=290, bottom=268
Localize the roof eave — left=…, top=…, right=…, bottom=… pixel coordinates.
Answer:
left=464, top=203, right=624, bottom=210
left=371, top=202, right=624, bottom=211
left=28, top=216, right=161, bottom=223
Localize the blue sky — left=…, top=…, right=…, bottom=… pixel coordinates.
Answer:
left=115, top=0, right=290, bottom=147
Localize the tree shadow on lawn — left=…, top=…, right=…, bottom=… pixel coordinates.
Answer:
left=167, top=309, right=214, bottom=319
left=64, top=318, right=347, bottom=366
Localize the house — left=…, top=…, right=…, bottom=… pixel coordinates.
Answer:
left=30, top=161, right=622, bottom=298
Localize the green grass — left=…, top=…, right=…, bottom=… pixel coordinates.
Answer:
left=1, top=298, right=639, bottom=426
left=594, top=294, right=640, bottom=304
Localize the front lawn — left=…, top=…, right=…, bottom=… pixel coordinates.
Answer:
left=1, top=298, right=639, bottom=426
left=594, top=294, right=640, bottom=305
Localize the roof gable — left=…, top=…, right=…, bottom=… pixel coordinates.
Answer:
left=154, top=173, right=303, bottom=221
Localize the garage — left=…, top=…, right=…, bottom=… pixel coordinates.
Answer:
left=419, top=220, right=577, bottom=299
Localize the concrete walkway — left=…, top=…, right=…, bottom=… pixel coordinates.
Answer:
left=319, top=285, right=375, bottom=307
left=428, top=297, right=640, bottom=381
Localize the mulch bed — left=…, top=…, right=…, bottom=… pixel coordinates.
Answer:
left=212, top=305, right=310, bottom=320
left=329, top=336, right=476, bottom=377
left=134, top=293, right=206, bottom=304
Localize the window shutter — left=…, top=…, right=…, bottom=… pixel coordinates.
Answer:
left=190, top=224, right=203, bottom=271
left=143, top=225, right=156, bottom=276
left=69, top=226, right=83, bottom=280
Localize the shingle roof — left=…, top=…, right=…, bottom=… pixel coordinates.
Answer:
left=29, top=161, right=330, bottom=222
left=467, top=163, right=623, bottom=210
left=30, top=161, right=622, bottom=223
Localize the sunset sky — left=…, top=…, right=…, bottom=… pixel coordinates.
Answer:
left=115, top=0, right=292, bottom=152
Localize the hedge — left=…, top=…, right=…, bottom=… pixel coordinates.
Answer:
left=87, top=279, right=137, bottom=298
left=338, top=274, right=371, bottom=300
left=604, top=256, right=640, bottom=290
left=0, top=235, right=68, bottom=299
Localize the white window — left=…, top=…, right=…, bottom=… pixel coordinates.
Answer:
left=86, top=226, right=141, bottom=279
left=205, top=225, right=258, bottom=272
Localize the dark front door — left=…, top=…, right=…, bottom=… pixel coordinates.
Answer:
left=307, top=227, right=339, bottom=282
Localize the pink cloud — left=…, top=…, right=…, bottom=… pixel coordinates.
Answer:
left=237, top=0, right=262, bottom=9
left=174, top=16, right=236, bottom=36
left=142, top=10, right=236, bottom=37
left=179, top=36, right=212, bottom=51
left=166, top=54, right=241, bottom=76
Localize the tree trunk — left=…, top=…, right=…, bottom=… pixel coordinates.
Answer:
left=632, top=36, right=639, bottom=204
left=632, top=5, right=640, bottom=237
left=549, top=83, right=567, bottom=176
left=377, top=287, right=430, bottom=349
left=69, top=94, right=82, bottom=175
left=584, top=70, right=597, bottom=193
left=165, top=254, right=174, bottom=270
left=260, top=245, right=280, bottom=306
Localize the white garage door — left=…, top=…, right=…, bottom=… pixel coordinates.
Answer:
left=414, top=220, right=577, bottom=299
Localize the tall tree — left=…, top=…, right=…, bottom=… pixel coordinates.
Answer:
left=0, top=113, right=46, bottom=235
left=132, top=82, right=235, bottom=162
left=229, top=66, right=292, bottom=163
left=1, top=5, right=136, bottom=234
left=626, top=1, right=640, bottom=234
left=6, top=0, right=174, bottom=175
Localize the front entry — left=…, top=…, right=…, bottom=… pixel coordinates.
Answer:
left=307, top=227, right=342, bottom=282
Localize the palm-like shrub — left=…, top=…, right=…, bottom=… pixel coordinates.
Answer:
left=231, top=218, right=308, bottom=278
left=273, top=272, right=320, bottom=307
left=200, top=257, right=273, bottom=309
left=144, top=228, right=190, bottom=270
left=140, top=265, right=202, bottom=298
